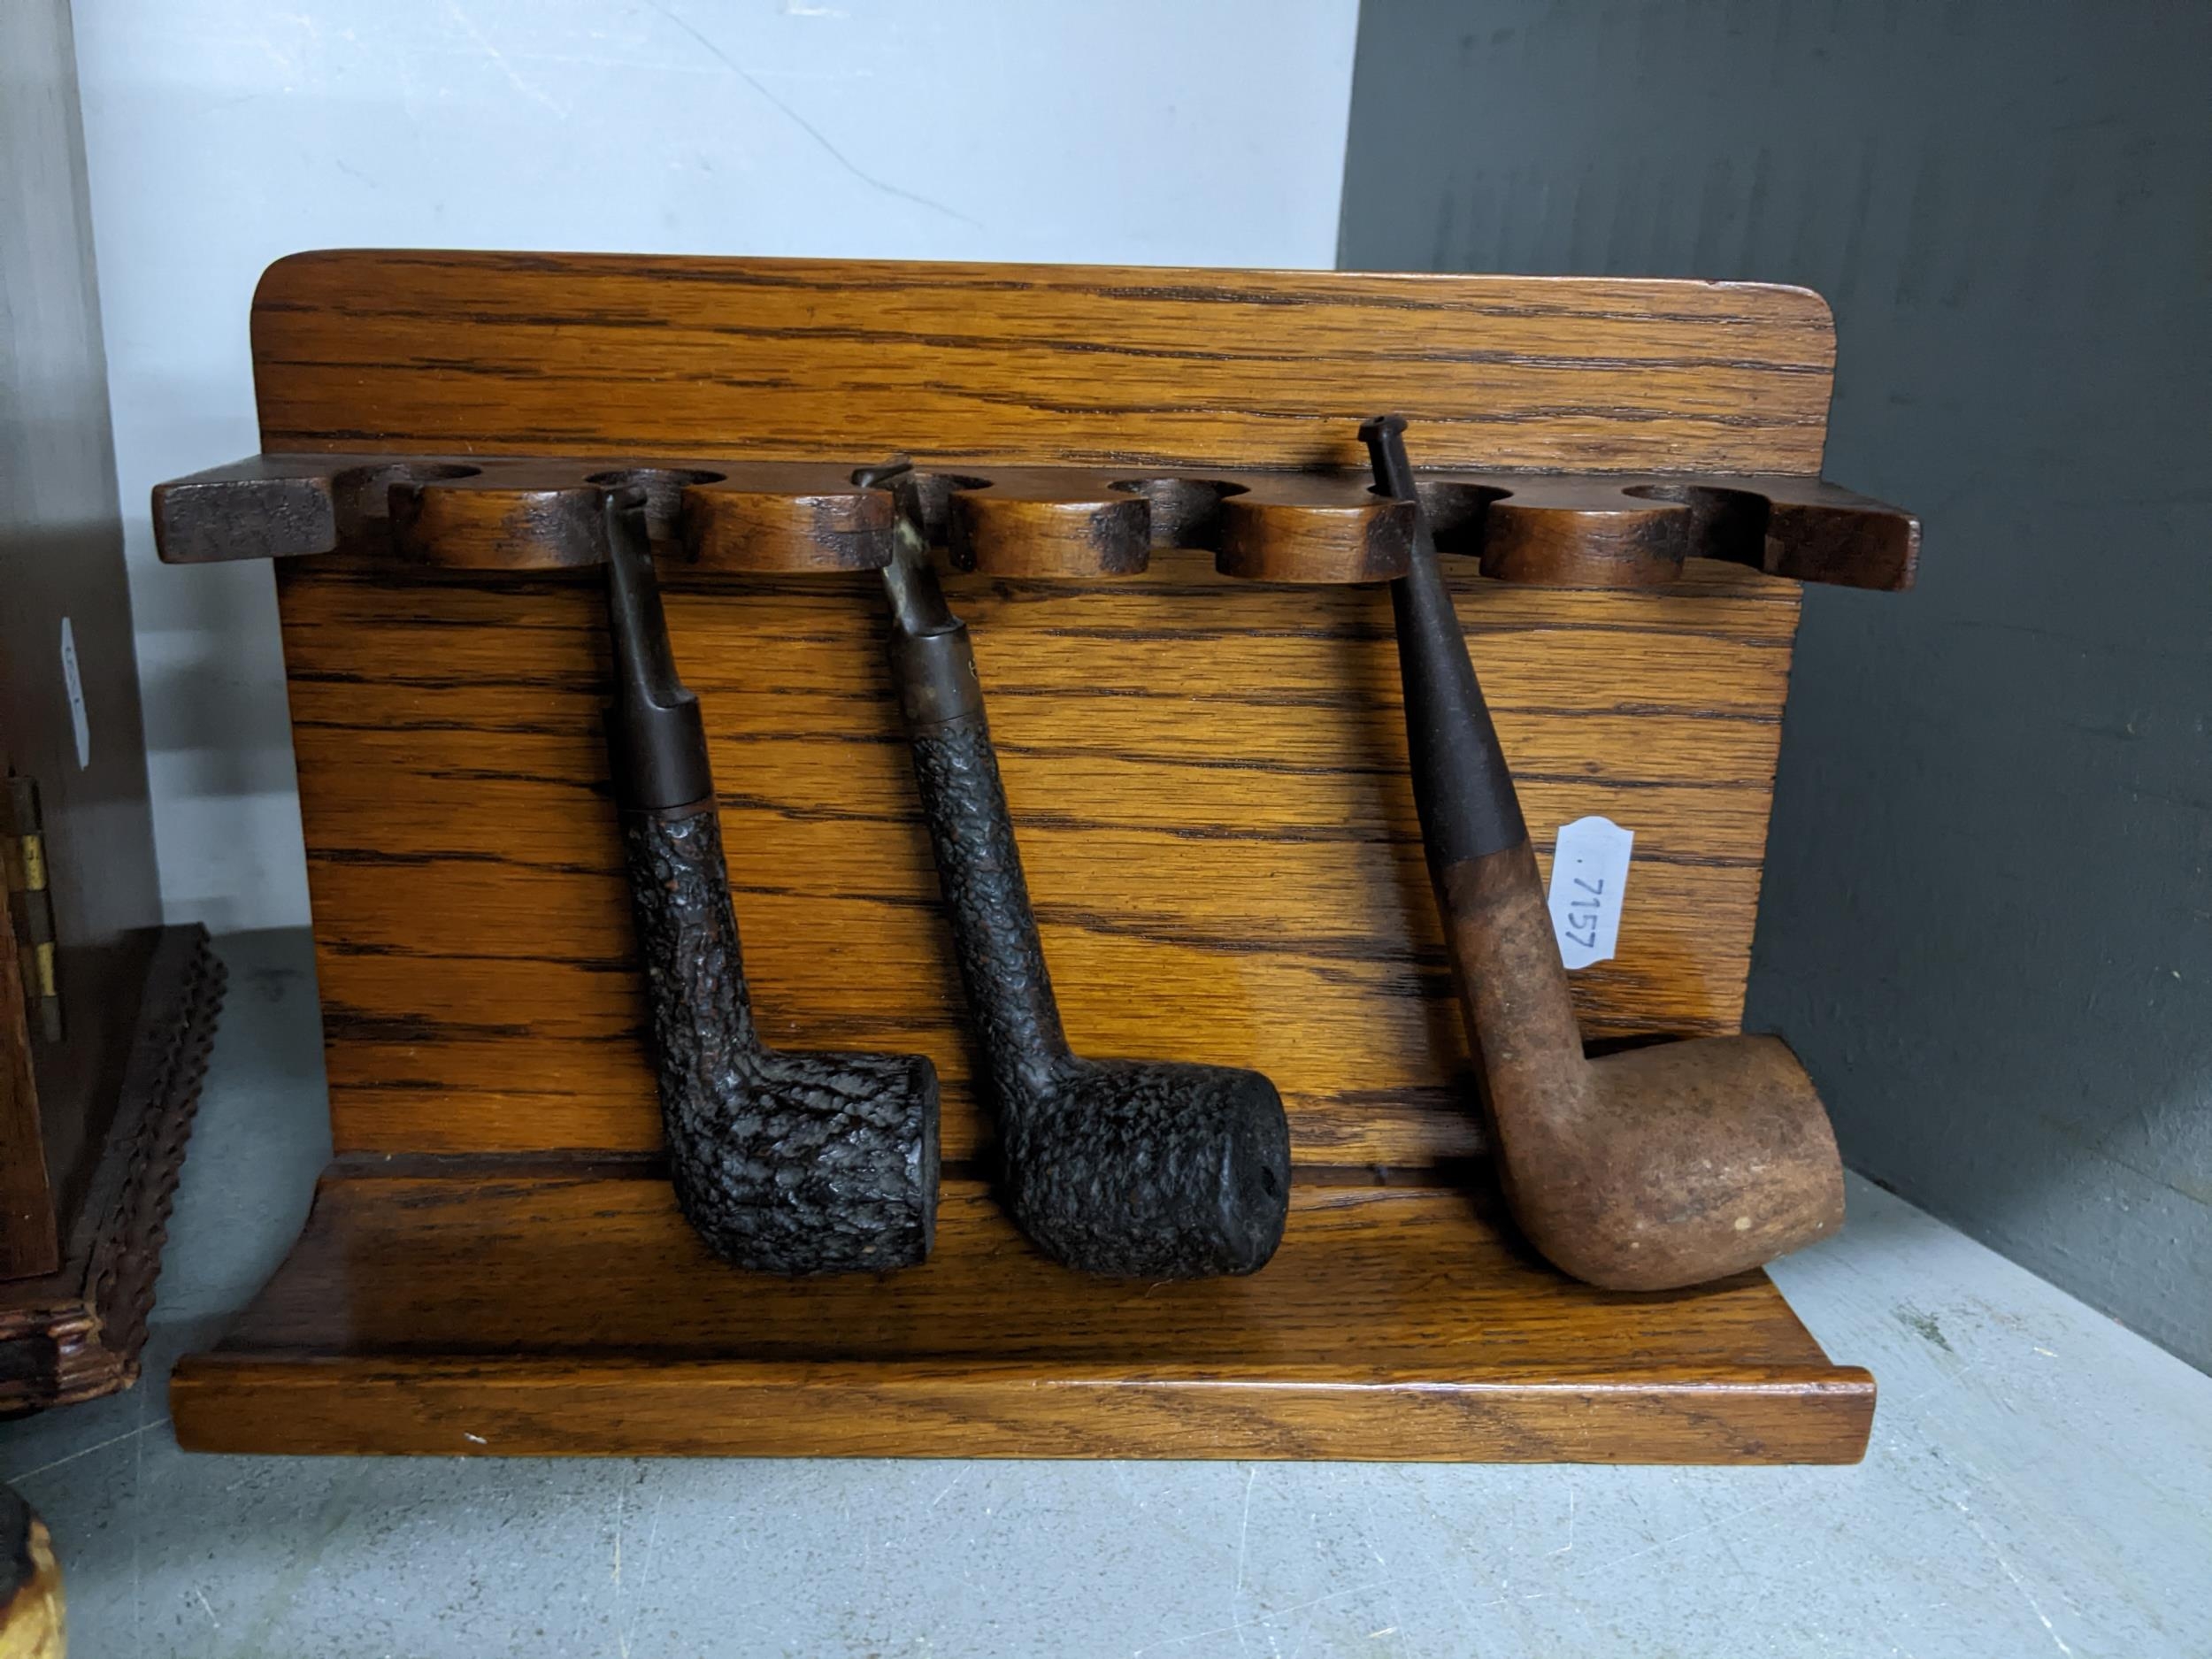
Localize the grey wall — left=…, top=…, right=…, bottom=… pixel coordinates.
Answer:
left=3, top=0, right=164, bottom=1206
left=1340, top=0, right=2210, bottom=1368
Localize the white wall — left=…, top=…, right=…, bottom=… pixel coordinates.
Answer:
left=72, top=0, right=1361, bottom=931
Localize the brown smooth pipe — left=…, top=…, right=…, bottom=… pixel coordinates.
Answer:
left=1363, top=415, right=1843, bottom=1290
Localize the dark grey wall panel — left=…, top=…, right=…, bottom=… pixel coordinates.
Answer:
left=1340, top=0, right=2210, bottom=1368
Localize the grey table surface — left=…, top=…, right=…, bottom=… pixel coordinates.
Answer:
left=10, top=931, right=2208, bottom=1658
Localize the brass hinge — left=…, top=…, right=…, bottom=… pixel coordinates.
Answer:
left=2, top=774, right=62, bottom=1043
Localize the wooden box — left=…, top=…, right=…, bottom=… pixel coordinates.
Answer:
left=150, top=253, right=1914, bottom=1461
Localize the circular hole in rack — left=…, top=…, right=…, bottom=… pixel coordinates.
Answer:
left=1107, top=477, right=1248, bottom=548
left=1366, top=480, right=1509, bottom=554
left=333, top=460, right=482, bottom=531
left=889, top=472, right=994, bottom=547
left=1622, top=482, right=1770, bottom=566
left=586, top=466, right=728, bottom=530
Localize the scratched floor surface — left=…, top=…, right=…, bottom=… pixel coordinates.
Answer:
left=12, top=931, right=2209, bottom=1657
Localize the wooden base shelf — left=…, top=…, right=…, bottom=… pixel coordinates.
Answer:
left=170, top=1163, right=1873, bottom=1463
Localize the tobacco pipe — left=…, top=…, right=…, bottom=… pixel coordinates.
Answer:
left=602, top=488, right=939, bottom=1273
left=1360, top=416, right=1844, bottom=1290
left=856, top=459, right=1291, bottom=1279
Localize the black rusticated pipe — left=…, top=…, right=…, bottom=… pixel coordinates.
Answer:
left=856, top=459, right=1292, bottom=1279
left=603, top=488, right=939, bottom=1273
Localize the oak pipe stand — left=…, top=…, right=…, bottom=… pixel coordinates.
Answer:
left=150, top=252, right=1912, bottom=1463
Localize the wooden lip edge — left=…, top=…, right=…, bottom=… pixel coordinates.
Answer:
left=170, top=1359, right=1875, bottom=1464
left=151, top=454, right=1915, bottom=592
left=300, top=1156, right=1497, bottom=1190
left=172, top=1354, right=1876, bottom=1389
left=256, top=248, right=1842, bottom=321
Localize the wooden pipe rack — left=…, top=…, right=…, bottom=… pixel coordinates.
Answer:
left=157, top=452, right=1913, bottom=591
left=153, top=251, right=1914, bottom=1463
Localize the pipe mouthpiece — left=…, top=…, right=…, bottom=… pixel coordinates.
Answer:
left=851, top=456, right=914, bottom=492
left=602, top=488, right=712, bottom=812
left=1360, top=414, right=1418, bottom=502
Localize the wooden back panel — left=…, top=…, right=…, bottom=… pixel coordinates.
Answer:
left=258, top=253, right=1824, bottom=1166
left=254, top=252, right=1834, bottom=473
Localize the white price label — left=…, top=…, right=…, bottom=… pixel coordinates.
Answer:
left=1548, top=815, right=1632, bottom=970
left=60, top=618, right=91, bottom=769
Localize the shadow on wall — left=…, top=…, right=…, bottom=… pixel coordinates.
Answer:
left=133, top=542, right=312, bottom=934
left=1337, top=0, right=2212, bottom=1370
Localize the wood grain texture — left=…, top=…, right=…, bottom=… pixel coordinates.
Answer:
left=683, top=465, right=895, bottom=572
left=1217, top=472, right=1413, bottom=583
left=250, top=251, right=1839, bottom=475
left=280, top=550, right=1800, bottom=1164
left=155, top=454, right=1916, bottom=588
left=169, top=1164, right=1874, bottom=1462
left=153, top=253, right=1891, bottom=1463
left=947, top=468, right=1154, bottom=577
left=216, top=256, right=1854, bottom=1167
